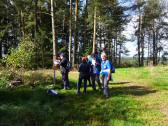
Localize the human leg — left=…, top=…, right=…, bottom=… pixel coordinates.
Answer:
left=95, top=74, right=102, bottom=90
left=83, top=78, right=87, bottom=94
left=102, top=76, right=110, bottom=97
left=77, top=76, right=82, bottom=95
left=91, top=74, right=96, bottom=91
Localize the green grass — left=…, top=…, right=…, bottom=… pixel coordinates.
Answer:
left=114, top=66, right=168, bottom=90
left=0, top=66, right=168, bottom=126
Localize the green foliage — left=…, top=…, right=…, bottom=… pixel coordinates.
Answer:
left=5, top=36, right=35, bottom=70
left=59, top=46, right=69, bottom=57
left=0, top=75, right=9, bottom=88
left=0, top=69, right=12, bottom=88
left=84, top=46, right=92, bottom=56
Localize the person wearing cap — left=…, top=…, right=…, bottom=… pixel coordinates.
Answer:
left=77, top=57, right=90, bottom=95
left=100, top=53, right=111, bottom=98
left=59, top=53, right=70, bottom=90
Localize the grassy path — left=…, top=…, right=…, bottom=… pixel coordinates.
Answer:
left=0, top=66, right=168, bottom=126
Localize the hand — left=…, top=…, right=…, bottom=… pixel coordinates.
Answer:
left=54, top=60, right=60, bottom=65
left=100, top=74, right=103, bottom=80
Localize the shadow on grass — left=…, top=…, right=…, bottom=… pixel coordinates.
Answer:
left=0, top=82, right=157, bottom=126
left=110, top=85, right=157, bottom=96
left=109, top=81, right=131, bottom=85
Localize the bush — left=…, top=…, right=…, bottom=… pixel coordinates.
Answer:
left=5, top=35, right=35, bottom=70
left=0, top=69, right=11, bottom=88
left=0, top=57, right=7, bottom=67
left=23, top=71, right=53, bottom=86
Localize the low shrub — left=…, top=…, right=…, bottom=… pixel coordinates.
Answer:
left=5, top=35, right=35, bottom=70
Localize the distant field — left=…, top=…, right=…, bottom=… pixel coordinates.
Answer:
left=0, top=66, right=168, bottom=126
left=114, top=66, right=168, bottom=90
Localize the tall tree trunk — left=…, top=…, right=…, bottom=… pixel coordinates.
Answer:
left=115, top=34, right=118, bottom=64
left=34, top=0, right=39, bottom=68
left=83, top=0, right=88, bottom=53
left=137, top=6, right=141, bottom=67
left=99, top=29, right=102, bottom=51
left=21, top=10, right=25, bottom=37
left=113, top=38, right=116, bottom=63
left=107, top=32, right=110, bottom=59
left=147, top=31, right=150, bottom=66
left=156, top=29, right=158, bottom=65
left=51, top=0, right=57, bottom=60
left=152, top=20, right=157, bottom=66
left=92, top=6, right=97, bottom=53
left=69, top=0, right=72, bottom=62
left=141, top=32, right=144, bottom=66
left=103, top=29, right=106, bottom=49
left=119, top=43, right=122, bottom=66
left=111, top=39, right=114, bottom=61
left=34, top=0, right=38, bottom=40
left=62, top=10, right=68, bottom=46
left=73, top=0, right=79, bottom=66
left=98, top=16, right=102, bottom=52
left=0, top=41, right=2, bottom=59
left=19, top=10, right=22, bottom=38
left=153, top=29, right=156, bottom=65
left=51, top=0, right=57, bottom=84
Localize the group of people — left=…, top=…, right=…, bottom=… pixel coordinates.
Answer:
left=57, top=52, right=115, bottom=98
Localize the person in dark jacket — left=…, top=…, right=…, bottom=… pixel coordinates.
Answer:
left=86, top=55, right=92, bottom=87
left=77, top=57, right=90, bottom=95
left=60, top=53, right=70, bottom=90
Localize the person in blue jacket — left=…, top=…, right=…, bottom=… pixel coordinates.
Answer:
left=90, top=53, right=102, bottom=91
left=100, top=53, right=111, bottom=98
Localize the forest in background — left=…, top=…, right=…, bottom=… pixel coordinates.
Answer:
left=0, top=0, right=168, bottom=69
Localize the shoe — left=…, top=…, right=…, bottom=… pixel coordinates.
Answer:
left=105, top=95, right=110, bottom=98
left=63, top=87, right=67, bottom=90
left=83, top=91, right=87, bottom=94
left=77, top=91, right=81, bottom=95
left=98, top=88, right=103, bottom=92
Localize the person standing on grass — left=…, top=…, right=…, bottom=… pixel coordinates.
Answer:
left=87, top=53, right=96, bottom=91
left=100, top=53, right=111, bottom=98
left=86, top=55, right=92, bottom=87
left=77, top=57, right=90, bottom=95
left=59, top=53, right=70, bottom=90
left=90, top=53, right=102, bottom=91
